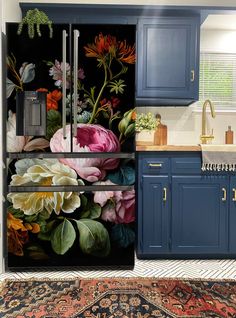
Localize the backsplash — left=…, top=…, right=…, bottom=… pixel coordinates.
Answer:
left=137, top=106, right=236, bottom=145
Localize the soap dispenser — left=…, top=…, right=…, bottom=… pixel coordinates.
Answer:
left=225, top=126, right=234, bottom=144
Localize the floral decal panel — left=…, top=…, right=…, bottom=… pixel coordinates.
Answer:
left=6, top=25, right=136, bottom=266
left=7, top=157, right=135, bottom=263
left=7, top=26, right=136, bottom=154
left=7, top=155, right=135, bottom=265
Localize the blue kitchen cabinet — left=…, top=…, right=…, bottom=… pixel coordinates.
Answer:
left=172, top=175, right=228, bottom=255
left=229, top=176, right=236, bottom=253
left=137, top=152, right=236, bottom=258
left=138, top=175, right=170, bottom=256
left=136, top=16, right=200, bottom=106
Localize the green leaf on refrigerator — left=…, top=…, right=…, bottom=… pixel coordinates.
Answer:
left=46, top=110, right=62, bottom=140
left=107, top=165, right=135, bottom=185
left=51, top=219, right=76, bottom=255
left=124, top=122, right=135, bottom=137
left=8, top=206, right=24, bottom=218
left=38, top=220, right=56, bottom=241
left=80, top=194, right=88, bottom=209
left=111, top=224, right=135, bottom=248
left=80, top=202, right=101, bottom=219
left=75, top=219, right=110, bottom=257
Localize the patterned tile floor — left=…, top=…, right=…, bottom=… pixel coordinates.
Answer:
left=1, top=257, right=236, bottom=281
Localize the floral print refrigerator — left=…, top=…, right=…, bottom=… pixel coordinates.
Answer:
left=5, top=23, right=136, bottom=270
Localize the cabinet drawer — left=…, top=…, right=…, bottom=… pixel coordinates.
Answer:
left=171, top=157, right=202, bottom=174
left=142, top=158, right=169, bottom=174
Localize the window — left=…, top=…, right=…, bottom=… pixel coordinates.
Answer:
left=199, top=52, right=236, bottom=109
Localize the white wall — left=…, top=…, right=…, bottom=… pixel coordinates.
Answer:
left=2, top=0, right=21, bottom=29
left=201, top=30, right=236, bottom=53
left=137, top=106, right=236, bottom=145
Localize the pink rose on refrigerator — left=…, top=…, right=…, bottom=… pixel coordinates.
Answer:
left=50, top=124, right=120, bottom=182
left=93, top=180, right=116, bottom=207
left=93, top=180, right=135, bottom=224
left=100, top=203, right=118, bottom=223
left=115, top=190, right=135, bottom=223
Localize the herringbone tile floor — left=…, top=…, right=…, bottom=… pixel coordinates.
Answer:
left=1, top=257, right=236, bottom=281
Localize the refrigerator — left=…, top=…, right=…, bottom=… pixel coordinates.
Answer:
left=4, top=23, right=136, bottom=270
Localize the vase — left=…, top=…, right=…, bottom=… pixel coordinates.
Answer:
left=136, top=130, right=155, bottom=144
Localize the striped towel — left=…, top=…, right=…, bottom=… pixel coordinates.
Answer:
left=201, top=144, right=236, bottom=171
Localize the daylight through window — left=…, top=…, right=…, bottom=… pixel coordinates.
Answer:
left=199, top=52, right=236, bottom=108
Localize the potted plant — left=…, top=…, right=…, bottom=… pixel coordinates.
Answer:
left=135, top=112, right=157, bottom=144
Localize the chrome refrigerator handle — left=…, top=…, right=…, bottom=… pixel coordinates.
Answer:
left=73, top=29, right=80, bottom=137
left=62, top=30, right=68, bottom=139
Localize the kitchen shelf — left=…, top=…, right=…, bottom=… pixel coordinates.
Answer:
left=7, top=152, right=135, bottom=159
left=8, top=185, right=134, bottom=192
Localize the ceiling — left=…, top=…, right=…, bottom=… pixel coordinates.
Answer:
left=202, top=14, right=236, bottom=30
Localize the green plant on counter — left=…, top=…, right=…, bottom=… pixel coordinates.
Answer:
left=17, top=8, right=53, bottom=39
left=135, top=112, right=157, bottom=132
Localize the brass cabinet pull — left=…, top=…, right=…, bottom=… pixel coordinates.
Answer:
left=163, top=187, right=167, bottom=202
left=222, top=188, right=227, bottom=201
left=233, top=188, right=236, bottom=201
left=191, top=70, right=195, bottom=82
left=149, top=163, right=162, bottom=168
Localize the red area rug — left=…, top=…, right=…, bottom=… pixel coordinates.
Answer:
left=1, top=277, right=236, bottom=317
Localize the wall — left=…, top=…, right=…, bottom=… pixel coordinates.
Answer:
left=137, top=106, right=236, bottom=145
left=2, top=0, right=21, bottom=29
left=201, top=30, right=236, bottom=53
left=138, top=28, right=236, bottom=145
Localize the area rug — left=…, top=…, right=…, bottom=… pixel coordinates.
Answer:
left=1, top=277, right=236, bottom=318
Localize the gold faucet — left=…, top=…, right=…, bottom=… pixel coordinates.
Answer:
left=200, top=99, right=216, bottom=144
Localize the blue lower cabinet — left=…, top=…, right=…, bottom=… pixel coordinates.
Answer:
left=229, top=176, right=236, bottom=253
left=139, top=175, right=169, bottom=256
left=137, top=153, right=236, bottom=259
left=171, top=176, right=228, bottom=255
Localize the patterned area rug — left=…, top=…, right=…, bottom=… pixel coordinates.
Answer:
left=1, top=277, right=236, bottom=318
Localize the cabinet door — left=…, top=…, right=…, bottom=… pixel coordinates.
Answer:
left=172, top=176, right=228, bottom=254
left=229, top=176, right=236, bottom=253
left=136, top=17, right=199, bottom=105
left=138, top=175, right=169, bottom=256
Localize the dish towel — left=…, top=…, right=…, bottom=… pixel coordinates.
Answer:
left=201, top=144, right=236, bottom=171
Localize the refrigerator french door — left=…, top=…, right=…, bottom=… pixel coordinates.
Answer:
left=5, top=23, right=136, bottom=270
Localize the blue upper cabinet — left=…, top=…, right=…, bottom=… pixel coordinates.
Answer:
left=136, top=16, right=200, bottom=106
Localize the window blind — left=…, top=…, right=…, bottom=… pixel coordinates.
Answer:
left=199, top=52, right=236, bottom=108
